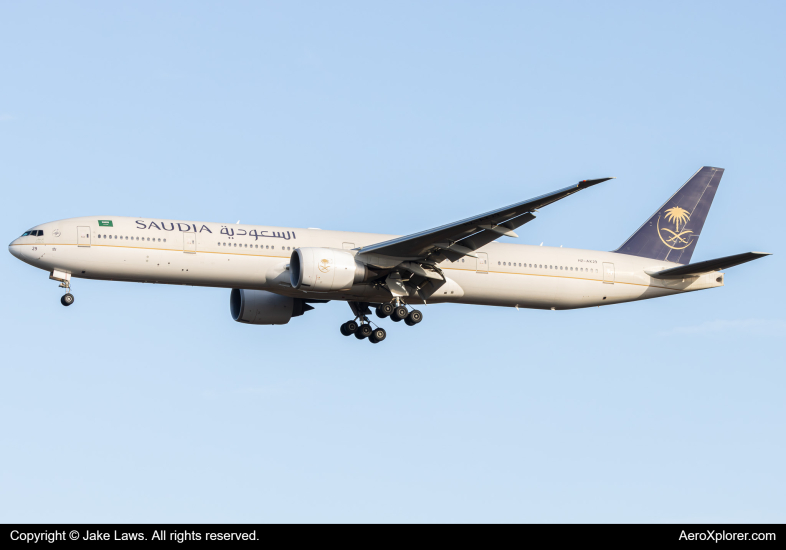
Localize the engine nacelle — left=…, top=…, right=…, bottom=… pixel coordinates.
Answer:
left=290, top=247, right=367, bottom=292
left=230, top=289, right=313, bottom=325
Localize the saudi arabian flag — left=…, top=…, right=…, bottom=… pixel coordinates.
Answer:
left=98, top=220, right=113, bottom=227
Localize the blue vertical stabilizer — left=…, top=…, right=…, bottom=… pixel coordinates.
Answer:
left=614, top=166, right=724, bottom=264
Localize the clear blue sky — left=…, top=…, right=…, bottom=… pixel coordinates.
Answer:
left=1, top=1, right=784, bottom=522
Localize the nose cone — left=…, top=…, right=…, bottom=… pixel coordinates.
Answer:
left=9, top=239, right=23, bottom=260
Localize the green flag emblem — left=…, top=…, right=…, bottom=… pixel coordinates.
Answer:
left=98, top=220, right=113, bottom=227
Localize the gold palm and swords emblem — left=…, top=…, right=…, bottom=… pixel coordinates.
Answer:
left=657, top=206, right=694, bottom=250
left=318, top=258, right=331, bottom=273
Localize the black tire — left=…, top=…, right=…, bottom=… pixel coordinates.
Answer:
left=346, top=320, right=359, bottom=334
left=61, top=293, right=74, bottom=307
left=340, top=322, right=352, bottom=336
left=391, top=306, right=408, bottom=322
left=371, top=328, right=386, bottom=342
left=375, top=303, right=394, bottom=318
left=369, top=334, right=379, bottom=344
left=404, top=317, right=415, bottom=326
left=355, top=324, right=373, bottom=340
left=407, top=310, right=423, bottom=324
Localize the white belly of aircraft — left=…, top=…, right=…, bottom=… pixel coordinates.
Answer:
left=11, top=216, right=722, bottom=311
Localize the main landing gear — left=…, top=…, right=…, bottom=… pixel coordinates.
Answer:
left=340, top=301, right=423, bottom=343
left=375, top=303, right=422, bottom=326
left=340, top=320, right=387, bottom=344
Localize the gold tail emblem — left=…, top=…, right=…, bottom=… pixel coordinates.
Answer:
left=658, top=206, right=694, bottom=249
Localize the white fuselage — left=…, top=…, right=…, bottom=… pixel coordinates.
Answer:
left=8, top=216, right=724, bottom=309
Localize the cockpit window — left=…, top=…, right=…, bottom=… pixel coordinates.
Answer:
left=21, top=231, right=31, bottom=236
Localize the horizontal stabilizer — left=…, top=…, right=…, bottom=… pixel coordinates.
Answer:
left=646, top=252, right=771, bottom=279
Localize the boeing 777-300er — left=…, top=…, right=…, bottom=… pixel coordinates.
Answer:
left=9, top=166, right=770, bottom=344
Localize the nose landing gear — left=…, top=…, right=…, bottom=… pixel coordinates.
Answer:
left=50, top=271, right=75, bottom=307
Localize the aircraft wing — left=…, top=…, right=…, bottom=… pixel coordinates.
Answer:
left=358, top=177, right=614, bottom=262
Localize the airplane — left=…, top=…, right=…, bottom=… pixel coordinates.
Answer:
left=8, top=166, right=770, bottom=344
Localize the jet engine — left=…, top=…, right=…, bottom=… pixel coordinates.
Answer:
left=230, top=289, right=314, bottom=325
left=289, top=247, right=368, bottom=292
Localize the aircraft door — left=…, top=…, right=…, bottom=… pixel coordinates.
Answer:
left=77, top=226, right=91, bottom=247
left=183, top=232, right=196, bottom=253
left=476, top=252, right=488, bottom=273
left=603, top=262, right=615, bottom=283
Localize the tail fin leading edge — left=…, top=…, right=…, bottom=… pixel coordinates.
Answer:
left=614, top=166, right=724, bottom=264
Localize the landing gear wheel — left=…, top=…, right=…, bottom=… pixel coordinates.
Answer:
left=344, top=320, right=359, bottom=335
left=355, top=324, right=373, bottom=340
left=61, top=293, right=74, bottom=307
left=404, top=309, right=423, bottom=326
left=375, top=303, right=394, bottom=318
left=368, top=328, right=386, bottom=344
left=391, top=306, right=408, bottom=322
left=340, top=322, right=352, bottom=336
